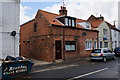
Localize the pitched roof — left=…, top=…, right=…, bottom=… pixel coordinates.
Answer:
left=21, top=9, right=98, bottom=31
left=38, top=9, right=63, bottom=26
left=87, top=15, right=104, bottom=28
left=89, top=20, right=103, bottom=28
left=106, top=22, right=120, bottom=32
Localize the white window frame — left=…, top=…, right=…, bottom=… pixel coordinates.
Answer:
left=72, top=19, right=75, bottom=27
left=94, top=41, right=97, bottom=49
left=69, top=19, right=71, bottom=26
left=65, top=41, right=76, bottom=51
left=104, top=42, right=108, bottom=48
left=65, top=18, right=68, bottom=26
left=86, top=22, right=90, bottom=29
left=85, top=41, right=92, bottom=50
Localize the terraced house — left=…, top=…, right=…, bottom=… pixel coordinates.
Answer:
left=20, top=6, right=99, bottom=62
left=88, top=15, right=120, bottom=50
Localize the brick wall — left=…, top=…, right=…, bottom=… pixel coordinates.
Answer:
left=20, top=12, right=98, bottom=62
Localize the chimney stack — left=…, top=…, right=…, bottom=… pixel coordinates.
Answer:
left=59, top=6, right=67, bottom=16
left=98, top=14, right=104, bottom=20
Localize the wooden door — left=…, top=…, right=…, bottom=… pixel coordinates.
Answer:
left=55, top=41, right=62, bottom=60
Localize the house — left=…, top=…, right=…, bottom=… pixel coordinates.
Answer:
left=88, top=15, right=120, bottom=50
left=106, top=22, right=120, bottom=50
left=118, top=1, right=120, bottom=47
left=0, top=0, right=20, bottom=59
left=20, top=6, right=99, bottom=62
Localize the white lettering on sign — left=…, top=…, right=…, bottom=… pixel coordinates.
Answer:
left=3, top=66, right=27, bottom=75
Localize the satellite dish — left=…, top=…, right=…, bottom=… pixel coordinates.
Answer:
left=10, top=31, right=16, bottom=36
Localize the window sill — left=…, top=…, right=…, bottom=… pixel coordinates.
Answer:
left=85, top=49, right=92, bottom=51
left=65, top=50, right=76, bottom=52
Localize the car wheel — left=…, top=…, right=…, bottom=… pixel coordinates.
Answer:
left=103, top=57, right=107, bottom=62
left=112, top=56, right=116, bottom=60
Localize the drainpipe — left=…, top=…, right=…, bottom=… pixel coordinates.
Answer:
left=63, top=27, right=65, bottom=61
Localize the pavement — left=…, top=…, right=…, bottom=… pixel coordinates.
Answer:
left=31, top=57, right=90, bottom=73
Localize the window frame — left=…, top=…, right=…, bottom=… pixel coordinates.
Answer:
left=34, top=23, right=37, bottom=32
left=104, top=42, right=108, bottom=48
left=85, top=41, right=92, bottom=50
left=65, top=41, right=76, bottom=52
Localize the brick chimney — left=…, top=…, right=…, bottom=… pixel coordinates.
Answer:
left=59, top=6, right=67, bottom=16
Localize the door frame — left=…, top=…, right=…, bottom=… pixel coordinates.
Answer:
left=55, top=40, right=62, bottom=60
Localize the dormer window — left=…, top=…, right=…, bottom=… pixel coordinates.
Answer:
left=86, top=22, right=90, bottom=29
left=69, top=19, right=71, bottom=26
left=56, top=16, right=76, bottom=27
left=78, top=22, right=91, bottom=29
left=65, top=18, right=68, bottom=26
left=72, top=19, right=75, bottom=26
left=65, top=18, right=76, bottom=27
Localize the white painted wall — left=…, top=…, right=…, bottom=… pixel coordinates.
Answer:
left=0, top=0, right=20, bottom=59
left=96, top=21, right=112, bottom=50
left=111, top=29, right=119, bottom=49
left=118, top=1, right=120, bottom=47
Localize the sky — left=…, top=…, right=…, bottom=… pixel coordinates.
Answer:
left=20, top=0, right=119, bottom=27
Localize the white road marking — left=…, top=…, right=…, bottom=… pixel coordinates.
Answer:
left=31, top=64, right=78, bottom=73
left=68, top=68, right=108, bottom=80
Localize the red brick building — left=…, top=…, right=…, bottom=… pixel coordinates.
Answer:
left=20, top=6, right=99, bottom=62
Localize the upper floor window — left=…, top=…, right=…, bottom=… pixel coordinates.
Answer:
left=65, top=18, right=76, bottom=27
left=65, top=18, right=68, bottom=26
left=69, top=19, right=71, bottom=26
left=103, top=29, right=108, bottom=36
left=86, top=22, right=90, bottom=29
left=72, top=19, right=75, bottom=27
left=78, top=22, right=90, bottom=29
left=34, top=23, right=37, bottom=32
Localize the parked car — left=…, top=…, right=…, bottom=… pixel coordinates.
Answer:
left=114, top=47, right=120, bottom=56
left=90, top=48, right=116, bottom=62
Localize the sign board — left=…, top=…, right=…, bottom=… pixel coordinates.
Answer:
left=2, top=61, right=33, bottom=79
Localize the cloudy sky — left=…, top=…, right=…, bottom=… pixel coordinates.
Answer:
left=20, top=0, right=119, bottom=27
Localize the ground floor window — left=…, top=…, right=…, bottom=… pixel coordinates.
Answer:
left=94, top=41, right=97, bottom=49
left=85, top=41, right=92, bottom=50
left=65, top=41, right=76, bottom=51
left=104, top=42, right=108, bottom=48
left=100, top=41, right=102, bottom=48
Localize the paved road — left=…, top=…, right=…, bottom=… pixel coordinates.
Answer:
left=30, top=57, right=119, bottom=80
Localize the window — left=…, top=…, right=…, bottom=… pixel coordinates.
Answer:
left=100, top=41, right=102, bottom=48
left=94, top=41, right=97, bottom=49
left=65, top=41, right=76, bottom=51
left=69, top=19, right=71, bottom=26
left=72, top=19, right=75, bottom=27
left=85, top=41, right=92, bottom=50
left=65, top=18, right=68, bottom=26
left=114, top=31, right=116, bottom=37
left=104, top=42, right=108, bottom=48
left=34, top=23, right=37, bottom=32
left=86, top=22, right=90, bottom=29
left=103, top=29, right=108, bottom=36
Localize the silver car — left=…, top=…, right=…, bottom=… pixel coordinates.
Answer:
left=90, top=48, right=116, bottom=62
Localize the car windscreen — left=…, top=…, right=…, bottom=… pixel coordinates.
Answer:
left=91, top=49, right=101, bottom=53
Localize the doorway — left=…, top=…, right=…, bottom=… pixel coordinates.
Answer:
left=55, top=41, right=62, bottom=60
